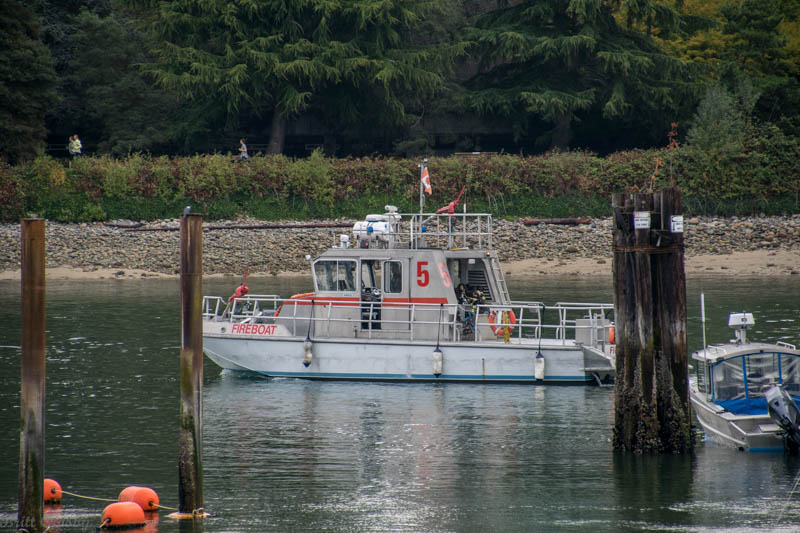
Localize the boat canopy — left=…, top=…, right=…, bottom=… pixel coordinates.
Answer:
left=696, top=348, right=800, bottom=414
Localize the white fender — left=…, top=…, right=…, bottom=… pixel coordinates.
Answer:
left=534, top=352, right=545, bottom=380
left=303, top=337, right=313, bottom=367
left=432, top=347, right=443, bottom=377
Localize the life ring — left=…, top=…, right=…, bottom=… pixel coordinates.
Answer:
left=608, top=326, right=615, bottom=344
left=488, top=309, right=516, bottom=336
left=274, top=305, right=283, bottom=317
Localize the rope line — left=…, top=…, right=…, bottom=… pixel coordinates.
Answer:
left=155, top=503, right=178, bottom=511
left=60, top=490, right=116, bottom=503
left=612, top=244, right=684, bottom=254
left=57, top=488, right=181, bottom=514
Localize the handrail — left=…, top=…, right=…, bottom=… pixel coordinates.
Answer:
left=408, top=212, right=493, bottom=250
left=202, top=295, right=614, bottom=346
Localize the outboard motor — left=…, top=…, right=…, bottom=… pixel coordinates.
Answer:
left=766, top=385, right=800, bottom=453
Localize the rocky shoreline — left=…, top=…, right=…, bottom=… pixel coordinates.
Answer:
left=1, top=215, right=799, bottom=279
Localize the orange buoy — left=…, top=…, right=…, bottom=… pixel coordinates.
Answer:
left=118, top=486, right=160, bottom=512
left=608, top=326, right=615, bottom=344
left=44, top=478, right=62, bottom=503
left=100, top=501, right=146, bottom=529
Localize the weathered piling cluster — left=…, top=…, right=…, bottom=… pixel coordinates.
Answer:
left=611, top=188, right=691, bottom=454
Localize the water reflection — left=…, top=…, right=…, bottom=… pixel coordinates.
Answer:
left=201, top=374, right=618, bottom=532
left=612, top=452, right=695, bottom=530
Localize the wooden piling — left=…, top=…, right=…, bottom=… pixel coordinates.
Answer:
left=178, top=213, right=204, bottom=515
left=18, top=219, right=45, bottom=532
left=611, top=187, right=691, bottom=453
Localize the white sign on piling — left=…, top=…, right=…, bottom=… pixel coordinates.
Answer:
left=633, top=211, right=650, bottom=230
left=671, top=215, right=684, bottom=233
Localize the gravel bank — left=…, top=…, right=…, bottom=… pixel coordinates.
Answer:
left=1, top=215, right=799, bottom=279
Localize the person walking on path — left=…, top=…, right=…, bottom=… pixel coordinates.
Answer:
left=239, top=139, right=249, bottom=161
left=68, top=134, right=82, bottom=167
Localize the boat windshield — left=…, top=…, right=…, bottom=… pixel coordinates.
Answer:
left=314, top=260, right=357, bottom=292
left=712, top=352, right=800, bottom=404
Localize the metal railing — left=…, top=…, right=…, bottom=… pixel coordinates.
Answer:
left=553, top=302, right=615, bottom=344
left=203, top=295, right=615, bottom=347
left=407, top=212, right=493, bottom=250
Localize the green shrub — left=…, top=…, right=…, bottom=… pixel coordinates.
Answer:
left=4, top=145, right=800, bottom=223
left=288, top=149, right=334, bottom=215
left=0, top=161, right=25, bottom=220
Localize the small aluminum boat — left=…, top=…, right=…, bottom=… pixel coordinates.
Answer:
left=690, top=312, right=800, bottom=451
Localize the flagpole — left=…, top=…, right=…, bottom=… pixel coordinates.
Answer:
left=419, top=158, right=427, bottom=214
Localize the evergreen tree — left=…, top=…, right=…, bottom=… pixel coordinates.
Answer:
left=0, top=0, right=57, bottom=163
left=33, top=0, right=193, bottom=156
left=719, top=0, right=800, bottom=133
left=132, top=0, right=463, bottom=154
left=686, top=83, right=752, bottom=157
left=59, top=8, right=185, bottom=155
left=684, top=81, right=800, bottom=200
left=459, top=0, right=696, bottom=151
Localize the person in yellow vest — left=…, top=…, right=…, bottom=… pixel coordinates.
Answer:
left=68, top=134, right=82, bottom=167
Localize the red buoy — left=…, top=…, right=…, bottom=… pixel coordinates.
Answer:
left=44, top=478, right=62, bottom=503
left=118, top=486, right=160, bottom=512
left=100, top=501, right=145, bottom=529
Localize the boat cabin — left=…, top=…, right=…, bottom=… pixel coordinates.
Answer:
left=692, top=313, right=800, bottom=414
left=284, top=207, right=511, bottom=340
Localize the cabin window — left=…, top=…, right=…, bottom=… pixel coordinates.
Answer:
left=781, top=354, right=800, bottom=395
left=745, top=353, right=780, bottom=397
left=384, top=261, right=402, bottom=294
left=314, top=260, right=357, bottom=292
left=712, top=358, right=746, bottom=402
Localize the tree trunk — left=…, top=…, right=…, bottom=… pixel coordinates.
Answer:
left=612, top=188, right=691, bottom=454
left=322, top=129, right=338, bottom=157
left=267, top=112, right=287, bottom=155
left=550, top=115, right=573, bottom=151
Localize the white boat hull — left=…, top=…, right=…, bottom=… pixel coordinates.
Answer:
left=204, top=332, right=612, bottom=383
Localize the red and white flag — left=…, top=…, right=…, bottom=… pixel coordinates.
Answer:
left=421, top=166, right=432, bottom=195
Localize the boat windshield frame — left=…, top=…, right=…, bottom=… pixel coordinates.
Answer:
left=706, top=351, right=800, bottom=412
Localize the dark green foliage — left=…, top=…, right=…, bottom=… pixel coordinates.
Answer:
left=134, top=0, right=465, bottom=153
left=683, top=83, right=800, bottom=205
left=458, top=0, right=698, bottom=150
left=0, top=162, right=25, bottom=220
left=0, top=0, right=57, bottom=163
left=44, top=5, right=186, bottom=156
left=719, top=0, right=800, bottom=135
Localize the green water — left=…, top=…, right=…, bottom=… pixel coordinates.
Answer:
left=1, top=275, right=800, bottom=532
